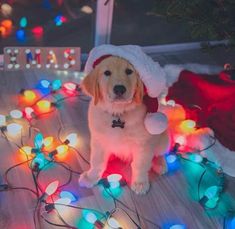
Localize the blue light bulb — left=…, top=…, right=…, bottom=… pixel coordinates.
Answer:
left=54, top=15, right=62, bottom=26
left=166, top=154, right=177, bottom=164
left=39, top=79, right=50, bottom=88
left=16, top=29, right=25, bottom=41
left=60, top=191, right=77, bottom=202
left=34, top=133, right=44, bottom=149
left=229, top=217, right=235, bottom=229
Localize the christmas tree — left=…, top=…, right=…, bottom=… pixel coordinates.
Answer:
left=152, top=0, right=235, bottom=44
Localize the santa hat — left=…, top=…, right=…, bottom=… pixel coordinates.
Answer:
left=84, top=44, right=168, bottom=135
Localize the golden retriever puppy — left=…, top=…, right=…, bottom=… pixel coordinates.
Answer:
left=79, top=56, right=169, bottom=194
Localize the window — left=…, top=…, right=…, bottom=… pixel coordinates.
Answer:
left=111, top=0, right=212, bottom=46
left=0, top=1, right=95, bottom=53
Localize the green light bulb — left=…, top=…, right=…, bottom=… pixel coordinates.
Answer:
left=20, top=17, right=27, bottom=28
left=204, top=186, right=220, bottom=199
left=52, top=79, right=62, bottom=91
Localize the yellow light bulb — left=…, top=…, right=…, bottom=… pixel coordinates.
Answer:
left=56, top=145, right=69, bottom=155
left=180, top=119, right=196, bottom=133
left=43, top=136, right=54, bottom=150
left=36, top=100, right=51, bottom=113
left=19, top=146, right=32, bottom=156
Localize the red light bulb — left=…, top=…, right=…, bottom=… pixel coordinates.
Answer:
left=63, top=82, right=78, bottom=95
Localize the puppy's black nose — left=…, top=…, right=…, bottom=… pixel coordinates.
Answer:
left=113, top=85, right=126, bottom=96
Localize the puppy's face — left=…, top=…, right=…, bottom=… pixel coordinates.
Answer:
left=82, top=56, right=143, bottom=105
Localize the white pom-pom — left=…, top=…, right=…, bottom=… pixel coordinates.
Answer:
left=144, top=112, right=168, bottom=135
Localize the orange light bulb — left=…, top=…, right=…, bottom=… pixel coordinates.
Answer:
left=0, top=26, right=7, bottom=37
left=19, top=146, right=33, bottom=156
left=56, top=145, right=69, bottom=156
left=1, top=19, right=13, bottom=30
left=36, top=100, right=51, bottom=113
left=43, top=136, right=54, bottom=150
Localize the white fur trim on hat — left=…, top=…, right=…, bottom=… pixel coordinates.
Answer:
left=85, top=44, right=166, bottom=97
left=144, top=112, right=168, bottom=135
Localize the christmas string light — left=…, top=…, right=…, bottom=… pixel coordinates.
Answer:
left=0, top=82, right=234, bottom=229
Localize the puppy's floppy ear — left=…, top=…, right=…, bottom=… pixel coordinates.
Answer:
left=82, top=68, right=102, bottom=105
left=134, top=75, right=144, bottom=104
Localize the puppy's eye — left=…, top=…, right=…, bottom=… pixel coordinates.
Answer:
left=125, top=68, right=133, bottom=75
left=104, top=70, right=111, bottom=76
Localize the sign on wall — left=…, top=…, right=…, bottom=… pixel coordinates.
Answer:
left=4, top=47, right=81, bottom=71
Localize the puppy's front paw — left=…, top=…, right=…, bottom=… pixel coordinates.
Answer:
left=131, top=179, right=150, bottom=195
left=78, top=172, right=99, bottom=188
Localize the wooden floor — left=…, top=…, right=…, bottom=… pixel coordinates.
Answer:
left=0, top=48, right=235, bottom=229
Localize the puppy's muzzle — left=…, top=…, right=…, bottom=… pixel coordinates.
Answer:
left=113, top=85, right=126, bottom=97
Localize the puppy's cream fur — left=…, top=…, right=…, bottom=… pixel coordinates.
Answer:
left=79, top=57, right=169, bottom=194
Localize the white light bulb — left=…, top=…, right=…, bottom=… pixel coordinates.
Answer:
left=8, top=64, right=13, bottom=69
left=64, top=63, right=69, bottom=69
left=54, top=198, right=71, bottom=212
left=45, top=180, right=59, bottom=196
left=65, top=133, right=78, bottom=147
left=10, top=110, right=23, bottom=119
left=81, top=5, right=93, bottom=14
left=0, top=115, right=6, bottom=126
left=106, top=217, right=121, bottom=229
left=7, top=123, right=22, bottom=136
left=167, top=100, right=176, bottom=107
left=175, top=136, right=186, bottom=145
